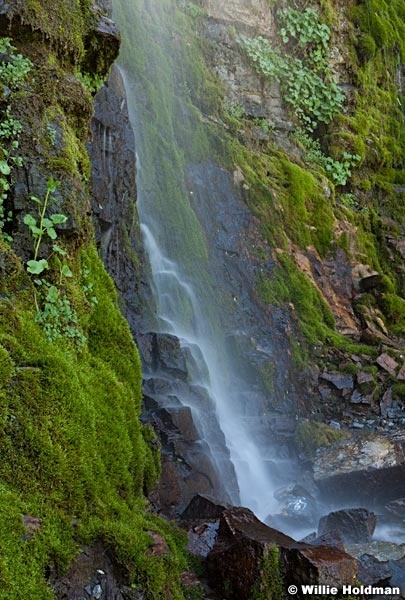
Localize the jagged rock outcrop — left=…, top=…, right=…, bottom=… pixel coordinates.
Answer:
left=314, top=432, right=405, bottom=507
left=89, top=63, right=154, bottom=334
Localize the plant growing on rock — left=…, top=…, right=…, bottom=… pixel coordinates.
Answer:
left=292, top=128, right=361, bottom=186
left=24, top=177, right=68, bottom=275
left=240, top=8, right=360, bottom=186
left=24, top=178, right=86, bottom=348
left=0, top=38, right=32, bottom=240
left=241, top=7, right=345, bottom=132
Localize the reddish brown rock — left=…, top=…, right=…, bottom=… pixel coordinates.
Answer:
left=282, top=545, right=357, bottom=590
left=357, top=371, right=375, bottom=386
left=181, top=494, right=229, bottom=521
left=206, top=507, right=357, bottom=599
left=320, top=371, right=354, bottom=391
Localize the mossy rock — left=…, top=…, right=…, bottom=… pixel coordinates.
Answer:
left=295, top=421, right=349, bottom=459
left=7, top=0, right=94, bottom=64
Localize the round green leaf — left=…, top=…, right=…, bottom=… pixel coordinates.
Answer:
left=0, top=161, right=11, bottom=175
left=27, top=259, right=49, bottom=274
left=61, top=264, right=73, bottom=278
left=50, top=214, right=68, bottom=224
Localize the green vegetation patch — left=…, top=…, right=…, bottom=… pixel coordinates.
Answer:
left=294, top=421, right=350, bottom=459
left=258, top=252, right=334, bottom=347
left=0, top=242, right=187, bottom=599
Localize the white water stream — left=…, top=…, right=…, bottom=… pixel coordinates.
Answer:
left=113, top=0, right=277, bottom=519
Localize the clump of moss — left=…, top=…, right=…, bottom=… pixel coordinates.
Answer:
left=0, top=242, right=188, bottom=599
left=8, top=0, right=94, bottom=64
left=295, top=421, right=350, bottom=459
left=251, top=545, right=284, bottom=600
left=258, top=252, right=335, bottom=348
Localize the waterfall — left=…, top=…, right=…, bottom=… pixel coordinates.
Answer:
left=113, top=0, right=278, bottom=519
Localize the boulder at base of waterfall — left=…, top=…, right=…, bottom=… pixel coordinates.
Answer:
left=181, top=494, right=229, bottom=521
left=313, top=432, right=405, bottom=506
left=181, top=495, right=230, bottom=559
left=385, top=498, right=405, bottom=518
left=206, top=507, right=357, bottom=600
left=272, top=483, right=318, bottom=524
left=318, top=508, right=377, bottom=544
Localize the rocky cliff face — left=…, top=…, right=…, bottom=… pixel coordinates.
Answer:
left=193, top=0, right=405, bottom=441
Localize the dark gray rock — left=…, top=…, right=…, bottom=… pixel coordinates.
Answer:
left=181, top=494, right=229, bottom=521
left=318, top=508, right=377, bottom=544
left=320, top=371, right=354, bottom=390
left=89, top=64, right=155, bottom=334
left=314, top=432, right=405, bottom=507
left=187, top=520, right=220, bottom=558
left=50, top=540, right=135, bottom=600
left=357, top=553, right=392, bottom=586
left=309, top=530, right=345, bottom=552
left=385, top=498, right=405, bottom=518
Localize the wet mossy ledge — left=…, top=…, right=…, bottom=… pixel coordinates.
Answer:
left=0, top=2, right=188, bottom=598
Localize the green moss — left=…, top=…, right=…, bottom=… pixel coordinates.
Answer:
left=47, top=113, right=91, bottom=180
left=393, top=382, right=405, bottom=400
left=380, top=293, right=405, bottom=328
left=279, top=159, right=334, bottom=256
left=9, top=0, right=94, bottom=64
left=295, top=421, right=350, bottom=459
left=258, top=252, right=334, bottom=347
left=0, top=241, right=190, bottom=598
left=251, top=545, right=284, bottom=600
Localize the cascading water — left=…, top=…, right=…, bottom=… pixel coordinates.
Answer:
left=113, top=0, right=279, bottom=519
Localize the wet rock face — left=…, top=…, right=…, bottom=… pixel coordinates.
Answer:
left=205, top=0, right=273, bottom=32
left=143, top=393, right=235, bottom=516
left=186, top=161, right=299, bottom=414
left=314, top=432, right=405, bottom=507
left=89, top=64, right=153, bottom=335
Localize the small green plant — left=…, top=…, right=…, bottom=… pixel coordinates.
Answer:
left=241, top=34, right=345, bottom=131
left=0, top=38, right=32, bottom=88
left=23, top=178, right=86, bottom=348
left=76, top=70, right=104, bottom=94
left=24, top=177, right=68, bottom=275
left=278, top=7, right=330, bottom=57
left=224, top=100, right=247, bottom=121
left=33, top=279, right=86, bottom=347
left=82, top=266, right=98, bottom=308
left=240, top=7, right=346, bottom=132
left=254, top=117, right=274, bottom=135
left=46, top=124, right=58, bottom=146
left=178, top=1, right=206, bottom=18
left=292, top=129, right=361, bottom=185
